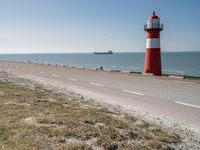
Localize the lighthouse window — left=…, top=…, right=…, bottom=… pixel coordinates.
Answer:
left=152, top=19, right=159, bottom=28
left=147, top=19, right=160, bottom=29
left=147, top=20, right=152, bottom=28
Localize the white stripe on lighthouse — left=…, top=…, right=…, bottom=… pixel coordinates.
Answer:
left=146, top=38, right=160, bottom=48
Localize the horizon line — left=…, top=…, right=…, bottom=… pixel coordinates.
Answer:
left=0, top=50, right=199, bottom=55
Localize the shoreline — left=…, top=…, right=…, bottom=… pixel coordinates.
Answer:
left=1, top=60, right=200, bottom=80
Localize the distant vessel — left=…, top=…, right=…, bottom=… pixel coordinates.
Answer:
left=93, top=50, right=113, bottom=54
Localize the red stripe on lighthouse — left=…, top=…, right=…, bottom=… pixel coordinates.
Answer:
left=144, top=48, right=162, bottom=75
left=146, top=30, right=160, bottom=38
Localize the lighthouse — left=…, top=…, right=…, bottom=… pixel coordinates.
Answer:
left=144, top=11, right=163, bottom=76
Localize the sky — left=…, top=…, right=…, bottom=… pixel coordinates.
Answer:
left=0, top=0, right=200, bottom=54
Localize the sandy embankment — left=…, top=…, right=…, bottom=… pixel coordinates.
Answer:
left=0, top=71, right=200, bottom=149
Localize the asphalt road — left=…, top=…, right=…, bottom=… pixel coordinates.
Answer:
left=1, top=61, right=200, bottom=131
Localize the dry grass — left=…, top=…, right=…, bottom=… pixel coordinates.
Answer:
left=0, top=81, right=180, bottom=150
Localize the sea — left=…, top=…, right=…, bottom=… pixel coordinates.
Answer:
left=0, top=52, right=200, bottom=77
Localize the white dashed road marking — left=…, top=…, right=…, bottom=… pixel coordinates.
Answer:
left=89, top=82, right=104, bottom=87
left=122, top=90, right=144, bottom=96
left=67, top=78, right=78, bottom=81
left=174, top=80, right=194, bottom=84
left=174, top=101, right=200, bottom=109
left=51, top=74, right=59, bottom=77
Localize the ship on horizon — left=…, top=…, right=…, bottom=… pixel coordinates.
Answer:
left=93, top=50, right=113, bottom=54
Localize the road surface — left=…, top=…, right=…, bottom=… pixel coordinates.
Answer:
left=1, top=61, right=200, bottom=132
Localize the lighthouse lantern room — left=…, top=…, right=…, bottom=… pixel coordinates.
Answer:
left=144, top=11, right=163, bottom=76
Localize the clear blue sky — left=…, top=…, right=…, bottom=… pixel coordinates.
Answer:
left=0, top=0, right=200, bottom=53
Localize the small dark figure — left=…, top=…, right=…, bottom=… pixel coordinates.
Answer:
left=100, top=66, right=103, bottom=70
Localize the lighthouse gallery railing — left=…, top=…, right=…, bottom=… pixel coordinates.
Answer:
left=144, top=23, right=163, bottom=30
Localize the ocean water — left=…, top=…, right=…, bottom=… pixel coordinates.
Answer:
left=0, top=52, right=200, bottom=77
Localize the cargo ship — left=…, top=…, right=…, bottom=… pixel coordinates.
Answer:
left=93, top=50, right=113, bottom=54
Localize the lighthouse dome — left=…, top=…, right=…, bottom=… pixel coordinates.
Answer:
left=148, top=11, right=159, bottom=20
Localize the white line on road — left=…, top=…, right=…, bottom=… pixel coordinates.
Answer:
left=89, top=82, right=104, bottom=87
left=51, top=74, right=59, bottom=77
left=175, top=101, right=200, bottom=109
left=39, top=72, right=46, bottom=75
left=67, top=78, right=78, bottom=81
left=173, top=80, right=194, bottom=84
left=122, top=90, right=144, bottom=96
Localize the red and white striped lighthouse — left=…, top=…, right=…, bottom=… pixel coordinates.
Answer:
left=144, top=11, right=163, bottom=76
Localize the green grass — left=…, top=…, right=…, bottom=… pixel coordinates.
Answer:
left=0, top=81, right=180, bottom=150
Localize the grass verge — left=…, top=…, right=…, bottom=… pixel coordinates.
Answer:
left=0, top=81, right=180, bottom=150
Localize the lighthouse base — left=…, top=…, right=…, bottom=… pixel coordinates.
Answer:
left=144, top=48, right=162, bottom=76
